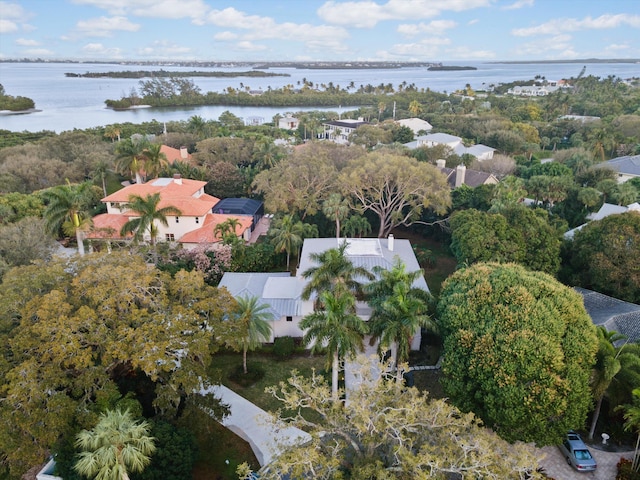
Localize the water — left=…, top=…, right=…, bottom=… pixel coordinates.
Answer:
left=0, top=61, right=638, bottom=133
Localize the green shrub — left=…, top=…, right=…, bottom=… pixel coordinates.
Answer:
left=273, top=336, right=295, bottom=359
left=616, top=458, right=640, bottom=480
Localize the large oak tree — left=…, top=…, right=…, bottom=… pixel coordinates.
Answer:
left=338, top=152, right=450, bottom=237
left=0, top=252, right=235, bottom=476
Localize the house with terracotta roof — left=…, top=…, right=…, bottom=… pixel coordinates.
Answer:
left=160, top=145, right=192, bottom=164
left=88, top=174, right=257, bottom=249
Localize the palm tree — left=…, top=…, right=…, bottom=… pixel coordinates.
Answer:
left=214, top=217, right=242, bottom=242
left=322, top=193, right=350, bottom=239
left=91, top=159, right=112, bottom=197
left=342, top=215, right=372, bottom=238
left=270, top=214, right=304, bottom=270
left=42, top=181, right=96, bottom=256
left=228, top=296, right=273, bottom=374
left=104, top=124, right=121, bottom=143
left=408, top=100, right=423, bottom=117
left=300, top=288, right=367, bottom=401
left=301, top=241, right=373, bottom=305
left=589, top=329, right=640, bottom=440
left=74, top=409, right=155, bottom=480
left=141, top=143, right=168, bottom=180
left=120, top=193, right=181, bottom=247
left=115, top=138, right=148, bottom=184
left=365, top=259, right=434, bottom=381
left=618, top=388, right=640, bottom=472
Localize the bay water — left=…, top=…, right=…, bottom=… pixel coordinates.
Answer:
left=0, top=61, right=638, bottom=133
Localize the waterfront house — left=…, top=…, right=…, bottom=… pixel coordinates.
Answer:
left=322, top=118, right=370, bottom=144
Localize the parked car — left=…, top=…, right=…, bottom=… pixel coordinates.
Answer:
left=558, top=431, right=597, bottom=472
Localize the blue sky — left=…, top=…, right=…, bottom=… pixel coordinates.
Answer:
left=1, top=0, right=639, bottom=62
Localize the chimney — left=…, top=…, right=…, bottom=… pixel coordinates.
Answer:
left=436, top=159, right=446, bottom=169
left=173, top=173, right=182, bottom=185
left=455, top=164, right=466, bottom=188
left=388, top=233, right=394, bottom=252
left=180, top=146, right=188, bottom=159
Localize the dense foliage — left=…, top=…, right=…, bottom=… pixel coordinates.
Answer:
left=438, top=262, right=598, bottom=445
left=0, top=84, right=35, bottom=112
left=564, top=211, right=640, bottom=303
left=242, top=360, right=543, bottom=479
left=0, top=252, right=236, bottom=477
left=449, top=206, right=563, bottom=274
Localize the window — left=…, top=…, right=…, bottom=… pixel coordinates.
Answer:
left=195, top=217, right=199, bottom=224
left=286, top=316, right=293, bottom=322
left=175, top=217, right=179, bottom=223
left=165, top=234, right=175, bottom=242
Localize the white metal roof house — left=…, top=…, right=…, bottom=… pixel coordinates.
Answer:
left=395, top=117, right=433, bottom=137
left=321, top=118, right=370, bottom=144
left=404, top=132, right=495, bottom=161
left=564, top=202, right=640, bottom=239
left=219, top=236, right=428, bottom=351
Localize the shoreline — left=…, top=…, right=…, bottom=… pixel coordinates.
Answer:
left=0, top=108, right=42, bottom=116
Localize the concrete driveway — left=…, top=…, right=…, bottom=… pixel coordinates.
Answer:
left=537, top=444, right=633, bottom=479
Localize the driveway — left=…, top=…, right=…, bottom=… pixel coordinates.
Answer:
left=537, top=444, right=633, bottom=480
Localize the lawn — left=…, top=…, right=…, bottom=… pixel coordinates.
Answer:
left=209, top=349, right=327, bottom=413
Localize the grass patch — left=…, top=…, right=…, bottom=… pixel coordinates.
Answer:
left=209, top=350, right=326, bottom=414
left=191, top=421, right=259, bottom=480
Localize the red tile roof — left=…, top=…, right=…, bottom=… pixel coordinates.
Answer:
left=179, top=214, right=252, bottom=244
left=87, top=213, right=132, bottom=239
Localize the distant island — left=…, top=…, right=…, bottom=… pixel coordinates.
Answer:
left=428, top=65, right=477, bottom=71
left=490, top=58, right=640, bottom=64
left=253, top=61, right=441, bottom=69
left=65, top=70, right=290, bottom=79
left=0, top=84, right=36, bottom=113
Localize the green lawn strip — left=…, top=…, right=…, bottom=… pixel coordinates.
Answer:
left=192, top=421, right=259, bottom=480
left=210, top=350, right=326, bottom=413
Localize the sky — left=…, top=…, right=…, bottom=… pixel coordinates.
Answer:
left=1, top=0, right=639, bottom=62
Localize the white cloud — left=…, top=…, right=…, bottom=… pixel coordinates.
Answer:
left=75, top=16, right=140, bottom=37
left=512, top=34, right=575, bottom=58
left=81, top=42, right=123, bottom=57
left=22, top=48, right=54, bottom=56
left=234, top=41, right=268, bottom=52
left=214, top=31, right=238, bottom=41
left=377, top=37, right=452, bottom=59
left=604, top=43, right=629, bottom=52
left=317, top=0, right=491, bottom=28
left=512, top=14, right=640, bottom=37
left=0, top=19, right=19, bottom=33
left=0, top=1, right=33, bottom=33
left=502, top=0, right=534, bottom=10
left=136, top=40, right=193, bottom=58
left=15, top=38, right=39, bottom=46
left=397, top=20, right=457, bottom=36
left=467, top=19, right=479, bottom=25
left=445, top=46, right=496, bottom=59
left=71, top=0, right=210, bottom=22
left=204, top=7, right=349, bottom=52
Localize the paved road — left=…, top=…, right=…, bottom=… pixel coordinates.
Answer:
left=537, top=444, right=633, bottom=480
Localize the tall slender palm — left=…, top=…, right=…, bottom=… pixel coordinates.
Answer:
left=91, top=159, right=112, bottom=197
left=366, top=259, right=434, bottom=381
left=589, top=330, right=640, bottom=439
left=408, top=100, right=423, bottom=117
left=227, top=296, right=273, bottom=374
left=270, top=215, right=304, bottom=270
left=115, top=138, right=147, bottom=184
left=74, top=409, right=156, bottom=480
left=120, top=193, right=181, bottom=246
left=322, top=193, right=350, bottom=239
left=619, top=388, right=640, bottom=472
left=301, top=241, right=373, bottom=304
left=42, top=181, right=96, bottom=256
left=141, top=143, right=168, bottom=180
left=300, top=288, right=367, bottom=401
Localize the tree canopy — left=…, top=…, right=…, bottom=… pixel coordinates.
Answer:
left=437, top=262, right=598, bottom=445
left=566, top=211, right=640, bottom=303
left=0, top=252, right=235, bottom=476
left=242, top=359, right=543, bottom=479
left=338, top=152, right=451, bottom=237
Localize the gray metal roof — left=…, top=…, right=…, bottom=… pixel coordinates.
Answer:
left=597, top=155, right=640, bottom=177
left=219, top=272, right=301, bottom=317
left=575, top=287, right=640, bottom=343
